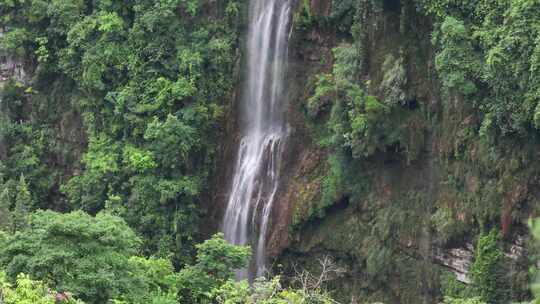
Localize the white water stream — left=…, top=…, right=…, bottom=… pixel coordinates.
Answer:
left=222, top=0, right=291, bottom=280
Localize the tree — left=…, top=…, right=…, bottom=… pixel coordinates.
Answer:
left=12, top=175, right=31, bottom=231
left=124, top=256, right=179, bottom=304
left=211, top=276, right=336, bottom=304
left=177, top=233, right=251, bottom=302
left=0, top=175, right=31, bottom=233
left=0, top=184, right=14, bottom=232
left=0, top=210, right=143, bottom=304
left=0, top=271, right=83, bottom=304
left=0, top=214, right=258, bottom=304
left=0, top=272, right=55, bottom=304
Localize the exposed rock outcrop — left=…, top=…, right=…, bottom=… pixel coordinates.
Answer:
left=433, top=244, right=474, bottom=283
left=0, top=29, right=28, bottom=85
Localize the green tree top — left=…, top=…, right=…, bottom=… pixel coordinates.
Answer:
left=0, top=210, right=141, bottom=303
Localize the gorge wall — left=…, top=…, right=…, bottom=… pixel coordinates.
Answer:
left=236, top=0, right=539, bottom=303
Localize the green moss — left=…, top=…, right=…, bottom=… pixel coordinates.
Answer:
left=293, top=0, right=314, bottom=31
left=318, top=154, right=345, bottom=213
left=470, top=230, right=510, bottom=304
left=440, top=271, right=474, bottom=299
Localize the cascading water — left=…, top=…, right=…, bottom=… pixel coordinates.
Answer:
left=222, top=0, right=291, bottom=280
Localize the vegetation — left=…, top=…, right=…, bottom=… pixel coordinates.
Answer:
left=0, top=210, right=334, bottom=303
left=528, top=219, right=540, bottom=304
left=0, top=272, right=83, bottom=304
left=441, top=297, right=486, bottom=304
left=0, top=0, right=241, bottom=264
left=1, top=210, right=143, bottom=303
left=469, top=230, right=510, bottom=303
left=1, top=0, right=540, bottom=303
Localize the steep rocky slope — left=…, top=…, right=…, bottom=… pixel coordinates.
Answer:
left=245, top=0, right=538, bottom=302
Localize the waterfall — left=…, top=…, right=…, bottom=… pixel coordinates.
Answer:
left=222, top=0, right=291, bottom=280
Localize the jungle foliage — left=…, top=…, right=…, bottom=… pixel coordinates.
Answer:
left=1, top=0, right=540, bottom=303
left=0, top=210, right=335, bottom=304
left=0, top=0, right=241, bottom=266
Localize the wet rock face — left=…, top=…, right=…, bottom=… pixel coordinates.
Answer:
left=0, top=55, right=26, bottom=84
left=506, top=235, right=527, bottom=261
left=0, top=28, right=28, bottom=161
left=433, top=235, right=527, bottom=284
left=309, top=0, right=332, bottom=16
left=264, top=6, right=337, bottom=258
left=434, top=244, right=474, bottom=283
left=260, top=1, right=534, bottom=302
left=0, top=30, right=27, bottom=85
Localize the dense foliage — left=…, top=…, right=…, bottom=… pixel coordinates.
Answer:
left=0, top=272, right=83, bottom=304
left=422, top=0, right=540, bottom=137
left=0, top=0, right=241, bottom=264
left=2, top=0, right=540, bottom=303
left=1, top=210, right=141, bottom=303
left=0, top=210, right=335, bottom=304
left=469, top=230, right=510, bottom=303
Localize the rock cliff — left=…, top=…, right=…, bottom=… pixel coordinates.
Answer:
left=247, top=0, right=535, bottom=302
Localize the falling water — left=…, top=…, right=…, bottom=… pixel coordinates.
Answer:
left=222, top=0, right=291, bottom=280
